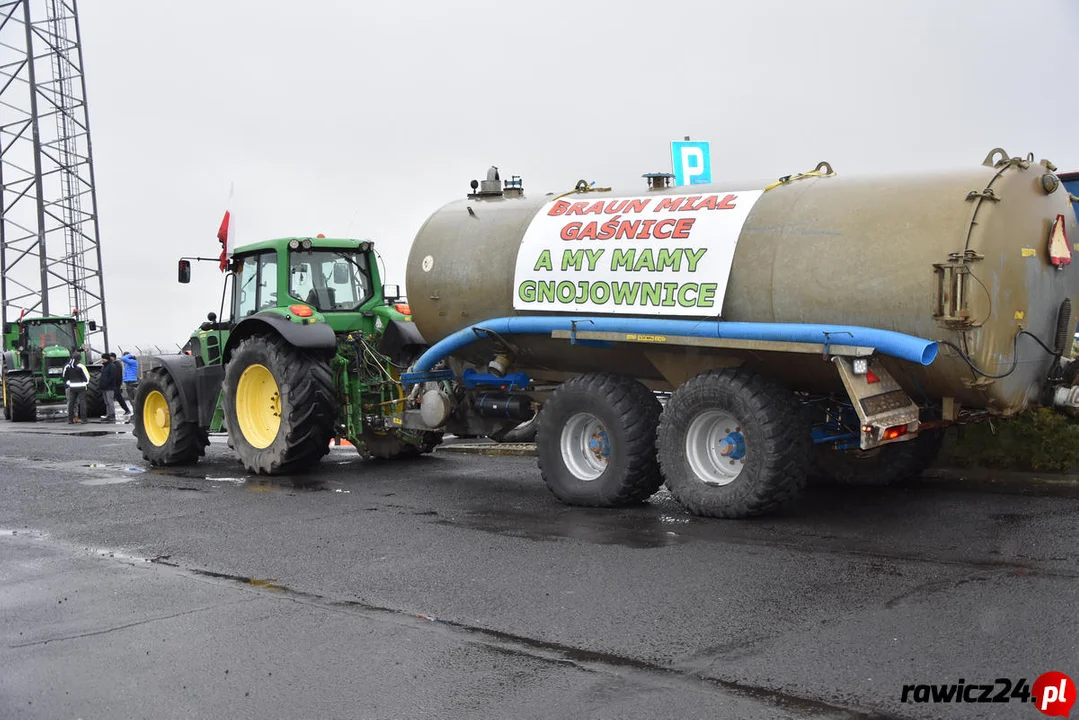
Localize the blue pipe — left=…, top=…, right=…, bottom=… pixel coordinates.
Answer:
left=411, top=316, right=938, bottom=371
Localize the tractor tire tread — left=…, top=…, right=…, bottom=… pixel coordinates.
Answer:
left=8, top=373, right=37, bottom=422
left=134, top=368, right=208, bottom=466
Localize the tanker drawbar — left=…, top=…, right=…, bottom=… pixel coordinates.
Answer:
left=394, top=151, right=1079, bottom=518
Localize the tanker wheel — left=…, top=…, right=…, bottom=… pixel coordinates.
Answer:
left=84, top=368, right=105, bottom=419
left=134, top=368, right=208, bottom=466
left=811, top=429, right=945, bottom=486
left=657, top=369, right=809, bottom=518
left=537, top=373, right=663, bottom=507
left=7, top=372, right=36, bottom=423
left=223, top=335, right=335, bottom=475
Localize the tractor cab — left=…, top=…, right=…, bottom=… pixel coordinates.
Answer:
left=3, top=316, right=79, bottom=379
left=179, top=237, right=410, bottom=369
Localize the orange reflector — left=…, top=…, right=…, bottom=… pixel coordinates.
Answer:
left=882, top=425, right=908, bottom=441
left=394, top=303, right=412, bottom=315
left=865, top=369, right=881, bottom=384
left=1049, top=214, right=1071, bottom=266
left=289, top=304, right=314, bottom=317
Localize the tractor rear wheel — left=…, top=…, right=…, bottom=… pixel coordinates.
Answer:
left=134, top=368, right=208, bottom=465
left=223, top=335, right=335, bottom=475
left=84, top=368, right=105, bottom=418
left=7, top=372, right=37, bottom=422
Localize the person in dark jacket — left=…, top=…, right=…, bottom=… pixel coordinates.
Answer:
left=111, top=353, right=131, bottom=417
left=98, top=353, right=119, bottom=421
left=63, top=347, right=90, bottom=423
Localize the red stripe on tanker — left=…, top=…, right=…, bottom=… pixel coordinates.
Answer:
left=512, top=190, right=764, bottom=316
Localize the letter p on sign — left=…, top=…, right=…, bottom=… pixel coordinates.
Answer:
left=671, top=141, right=712, bottom=186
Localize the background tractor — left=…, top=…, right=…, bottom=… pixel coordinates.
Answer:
left=133, top=236, right=440, bottom=474
left=1, top=315, right=104, bottom=421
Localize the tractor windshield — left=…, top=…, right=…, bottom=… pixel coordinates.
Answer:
left=24, top=321, right=76, bottom=350
left=288, top=249, right=372, bottom=312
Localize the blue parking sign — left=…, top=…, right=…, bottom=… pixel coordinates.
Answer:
left=671, top=141, right=712, bottom=186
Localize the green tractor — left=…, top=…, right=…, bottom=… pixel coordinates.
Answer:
left=1, top=315, right=104, bottom=421
left=133, top=236, right=439, bottom=474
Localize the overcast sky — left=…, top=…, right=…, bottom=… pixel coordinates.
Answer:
left=73, top=0, right=1079, bottom=350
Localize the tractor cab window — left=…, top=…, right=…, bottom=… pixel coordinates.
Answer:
left=288, top=249, right=372, bottom=312
left=234, top=252, right=279, bottom=318
left=24, top=321, right=76, bottom=350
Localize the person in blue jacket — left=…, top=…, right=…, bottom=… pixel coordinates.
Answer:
left=119, top=350, right=139, bottom=408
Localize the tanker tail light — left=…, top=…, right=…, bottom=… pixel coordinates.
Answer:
left=1049, top=214, right=1071, bottom=268
left=394, top=303, right=412, bottom=316
left=882, top=424, right=909, bottom=441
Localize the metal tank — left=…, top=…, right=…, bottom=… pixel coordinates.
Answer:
left=406, top=150, right=1079, bottom=415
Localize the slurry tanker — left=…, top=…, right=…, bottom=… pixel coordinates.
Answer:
left=135, top=147, right=1079, bottom=519
left=398, top=149, right=1079, bottom=517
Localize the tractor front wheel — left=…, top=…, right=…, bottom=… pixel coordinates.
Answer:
left=223, top=335, right=335, bottom=475
left=134, top=368, right=208, bottom=465
left=6, top=372, right=35, bottom=422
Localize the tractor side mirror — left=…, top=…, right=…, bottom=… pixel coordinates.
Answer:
left=383, top=284, right=401, bottom=302
left=178, top=259, right=192, bottom=284
left=332, top=262, right=349, bottom=285
left=88, top=320, right=97, bottom=331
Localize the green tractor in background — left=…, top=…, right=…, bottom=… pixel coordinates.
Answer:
left=1, top=315, right=104, bottom=421
left=133, top=236, right=439, bottom=474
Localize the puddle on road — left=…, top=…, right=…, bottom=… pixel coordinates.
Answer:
left=435, top=509, right=692, bottom=550
left=79, top=463, right=146, bottom=486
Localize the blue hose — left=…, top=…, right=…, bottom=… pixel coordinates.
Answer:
left=410, top=316, right=938, bottom=371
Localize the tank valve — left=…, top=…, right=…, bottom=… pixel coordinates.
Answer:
left=488, top=353, right=513, bottom=377
left=1042, top=173, right=1060, bottom=194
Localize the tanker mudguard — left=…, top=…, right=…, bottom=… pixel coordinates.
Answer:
left=225, top=312, right=337, bottom=361
left=151, top=354, right=199, bottom=424
left=377, top=320, right=428, bottom=366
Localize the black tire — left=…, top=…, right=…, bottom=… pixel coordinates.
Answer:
left=7, top=372, right=36, bottom=422
left=84, top=369, right=105, bottom=418
left=223, top=335, right=335, bottom=475
left=489, top=411, right=540, bottom=443
left=811, top=429, right=944, bottom=486
left=657, top=369, right=809, bottom=518
left=133, top=368, right=208, bottom=465
left=536, top=373, right=663, bottom=507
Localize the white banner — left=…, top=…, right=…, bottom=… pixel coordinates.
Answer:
left=512, top=190, right=763, bottom=316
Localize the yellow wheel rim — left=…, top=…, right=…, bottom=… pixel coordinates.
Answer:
left=236, top=363, right=281, bottom=449
left=143, top=390, right=171, bottom=447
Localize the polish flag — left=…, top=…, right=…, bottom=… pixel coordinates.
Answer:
left=217, top=184, right=236, bottom=272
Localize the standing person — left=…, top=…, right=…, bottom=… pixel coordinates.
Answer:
left=119, top=350, right=139, bottom=412
left=111, top=353, right=131, bottom=417
left=98, top=352, right=118, bottom=421
left=63, top=347, right=90, bottom=424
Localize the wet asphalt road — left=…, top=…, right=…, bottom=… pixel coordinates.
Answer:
left=0, top=421, right=1077, bottom=720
